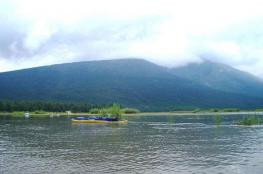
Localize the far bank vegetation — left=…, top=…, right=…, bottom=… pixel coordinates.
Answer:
left=90, top=107, right=140, bottom=114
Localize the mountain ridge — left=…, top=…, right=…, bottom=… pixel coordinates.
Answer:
left=171, top=60, right=263, bottom=97
left=0, top=58, right=262, bottom=111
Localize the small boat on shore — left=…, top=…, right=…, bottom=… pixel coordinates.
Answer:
left=71, top=116, right=128, bottom=124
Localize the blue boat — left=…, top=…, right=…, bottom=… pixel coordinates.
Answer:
left=71, top=116, right=128, bottom=124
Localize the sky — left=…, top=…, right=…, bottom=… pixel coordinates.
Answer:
left=1, top=0, right=263, bottom=78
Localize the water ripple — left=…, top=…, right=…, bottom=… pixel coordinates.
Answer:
left=1, top=115, right=263, bottom=173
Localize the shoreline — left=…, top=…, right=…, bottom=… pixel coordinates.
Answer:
left=124, top=111, right=263, bottom=116
left=1, top=111, right=263, bottom=118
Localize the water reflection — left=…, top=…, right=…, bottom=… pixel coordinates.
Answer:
left=1, top=115, right=263, bottom=173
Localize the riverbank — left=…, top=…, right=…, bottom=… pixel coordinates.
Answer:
left=124, top=111, right=263, bottom=116
left=1, top=111, right=263, bottom=118
left=0, top=112, right=93, bottom=117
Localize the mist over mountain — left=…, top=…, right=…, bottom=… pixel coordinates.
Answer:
left=0, top=58, right=262, bottom=111
left=171, top=60, right=263, bottom=97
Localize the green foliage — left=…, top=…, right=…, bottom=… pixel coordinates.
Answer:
left=109, top=103, right=123, bottom=120
left=0, top=100, right=95, bottom=113
left=121, top=108, right=140, bottom=114
left=0, top=100, right=136, bottom=117
left=192, top=108, right=200, bottom=113
left=89, top=108, right=100, bottom=114
left=210, top=108, right=219, bottom=112
left=90, top=104, right=124, bottom=120
left=98, top=108, right=109, bottom=116
left=34, top=110, right=46, bottom=114
left=11, top=111, right=24, bottom=117
left=223, top=108, right=240, bottom=112
left=236, top=116, right=263, bottom=126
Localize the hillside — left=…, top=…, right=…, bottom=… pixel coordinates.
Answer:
left=171, top=60, right=263, bottom=97
left=0, top=58, right=263, bottom=111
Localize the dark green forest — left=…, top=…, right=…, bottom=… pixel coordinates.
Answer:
left=0, top=100, right=108, bottom=112
left=0, top=59, right=263, bottom=111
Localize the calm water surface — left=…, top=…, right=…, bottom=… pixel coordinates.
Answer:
left=1, top=114, right=263, bottom=174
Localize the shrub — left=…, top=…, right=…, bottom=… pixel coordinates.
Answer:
left=98, top=108, right=109, bottom=116
left=210, top=108, right=219, bottom=112
left=34, top=110, right=46, bottom=114
left=192, top=108, right=200, bottom=113
left=122, top=108, right=140, bottom=114
left=90, top=104, right=133, bottom=120
left=11, top=111, right=24, bottom=117
left=109, top=103, right=123, bottom=120
left=223, top=108, right=240, bottom=112
left=89, top=108, right=100, bottom=114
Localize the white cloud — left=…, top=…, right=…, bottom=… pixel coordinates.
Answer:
left=1, top=0, right=263, bottom=78
left=24, top=21, right=57, bottom=51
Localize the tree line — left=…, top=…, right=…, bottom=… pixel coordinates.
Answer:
left=0, top=100, right=110, bottom=112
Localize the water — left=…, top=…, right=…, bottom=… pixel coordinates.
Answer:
left=1, top=114, right=263, bottom=174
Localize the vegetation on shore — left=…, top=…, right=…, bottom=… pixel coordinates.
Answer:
left=172, top=107, right=260, bottom=113
left=193, top=108, right=241, bottom=113
left=90, top=107, right=140, bottom=114
left=1, top=100, right=263, bottom=119
left=1, top=106, right=263, bottom=127
left=0, top=101, right=139, bottom=120
left=0, top=100, right=117, bottom=113
left=89, top=104, right=124, bottom=120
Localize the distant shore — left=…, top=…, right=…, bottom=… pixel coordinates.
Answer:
left=1, top=111, right=263, bottom=118
left=123, top=111, right=263, bottom=116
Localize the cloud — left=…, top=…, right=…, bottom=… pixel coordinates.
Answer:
left=0, top=0, right=263, bottom=78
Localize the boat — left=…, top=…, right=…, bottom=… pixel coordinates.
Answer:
left=71, top=116, right=128, bottom=124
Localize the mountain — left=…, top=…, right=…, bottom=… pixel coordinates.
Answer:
left=0, top=58, right=263, bottom=111
left=171, top=60, right=263, bottom=97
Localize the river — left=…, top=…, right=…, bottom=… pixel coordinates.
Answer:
left=1, top=114, right=263, bottom=173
